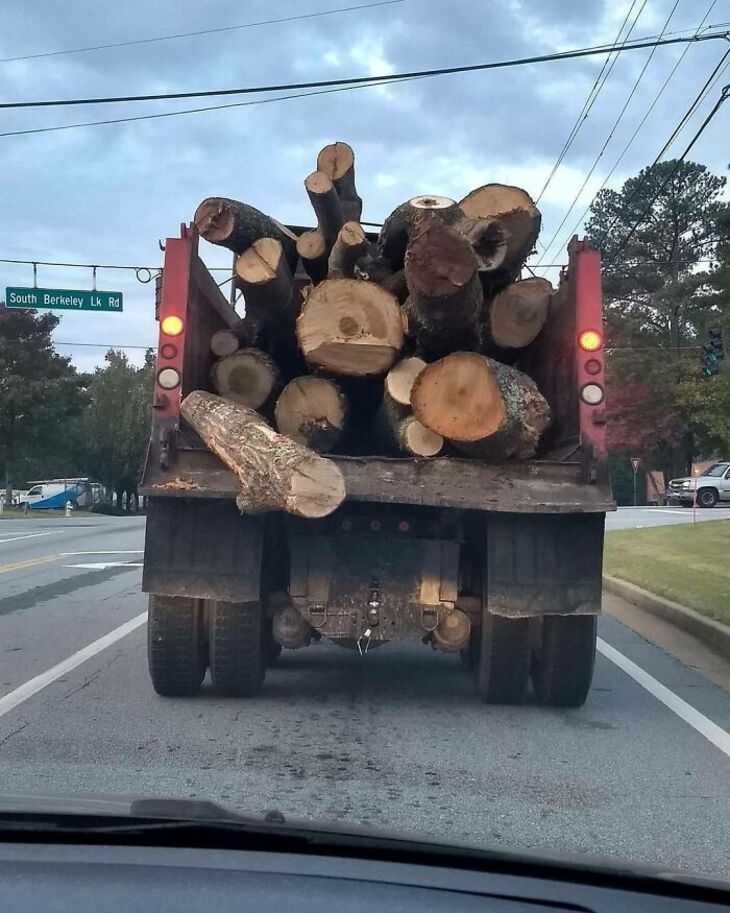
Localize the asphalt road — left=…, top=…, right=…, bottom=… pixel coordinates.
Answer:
left=607, top=504, right=730, bottom=529
left=1, top=515, right=729, bottom=880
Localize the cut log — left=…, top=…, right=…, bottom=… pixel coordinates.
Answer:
left=275, top=376, right=347, bottom=453
left=404, top=212, right=483, bottom=359
left=210, top=314, right=263, bottom=357
left=193, top=197, right=298, bottom=269
left=486, top=277, right=552, bottom=350
left=458, top=184, right=541, bottom=270
left=316, top=141, right=363, bottom=222
left=379, top=389, right=443, bottom=457
left=458, top=217, right=509, bottom=272
left=235, top=237, right=297, bottom=328
left=296, top=278, right=404, bottom=376
left=181, top=390, right=345, bottom=518
left=379, top=195, right=460, bottom=269
left=210, top=348, right=282, bottom=410
left=385, top=356, right=427, bottom=405
left=328, top=221, right=368, bottom=278
left=410, top=352, right=550, bottom=460
left=304, top=170, right=345, bottom=244
left=296, top=229, right=329, bottom=285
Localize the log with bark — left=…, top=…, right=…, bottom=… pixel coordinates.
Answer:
left=210, top=348, right=282, bottom=410
left=410, top=351, right=551, bottom=460
left=181, top=390, right=346, bottom=518
left=379, top=195, right=461, bottom=270
left=296, top=229, right=329, bottom=285
left=304, top=170, right=345, bottom=245
left=328, top=221, right=368, bottom=278
left=210, top=314, right=263, bottom=357
left=235, top=237, right=297, bottom=327
left=316, top=141, right=363, bottom=222
left=403, top=212, right=483, bottom=360
left=296, top=278, right=404, bottom=376
left=485, top=277, right=552, bottom=351
left=458, top=184, right=541, bottom=271
left=378, top=391, right=444, bottom=457
left=274, top=376, right=347, bottom=453
left=193, top=197, right=298, bottom=269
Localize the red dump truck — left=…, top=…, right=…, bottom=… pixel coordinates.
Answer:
left=140, top=226, right=613, bottom=708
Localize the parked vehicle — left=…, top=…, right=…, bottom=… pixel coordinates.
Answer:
left=666, top=462, right=730, bottom=508
left=19, top=479, right=102, bottom=510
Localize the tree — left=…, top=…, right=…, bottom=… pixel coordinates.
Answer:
left=586, top=160, right=730, bottom=476
left=78, top=349, right=155, bottom=509
left=0, top=306, right=87, bottom=505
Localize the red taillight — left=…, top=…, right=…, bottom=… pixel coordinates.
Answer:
left=579, top=329, right=602, bottom=351
left=160, top=343, right=177, bottom=359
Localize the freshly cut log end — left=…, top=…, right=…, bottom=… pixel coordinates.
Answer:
left=304, top=170, right=345, bottom=244
left=211, top=348, right=282, bottom=409
left=458, top=217, right=508, bottom=272
left=193, top=197, right=298, bottom=268
left=296, top=278, right=404, bottom=376
left=275, top=376, right=347, bottom=453
left=210, top=329, right=242, bottom=357
left=296, top=229, right=329, bottom=284
left=235, top=238, right=297, bottom=330
left=181, top=391, right=346, bottom=519
left=210, top=313, right=262, bottom=357
left=487, top=277, right=552, bottom=349
left=458, top=184, right=541, bottom=270
left=385, top=356, right=427, bottom=406
left=400, top=417, right=444, bottom=457
left=328, top=221, right=368, bottom=278
left=378, top=384, right=443, bottom=457
left=316, top=141, right=363, bottom=222
left=235, top=237, right=282, bottom=284
left=379, top=195, right=460, bottom=269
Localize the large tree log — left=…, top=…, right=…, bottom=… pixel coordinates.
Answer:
left=316, top=141, right=363, bottom=222
left=235, top=237, right=297, bottom=327
left=304, top=170, right=345, bottom=244
left=485, top=277, right=552, bottom=350
left=328, top=221, right=368, bottom=278
left=274, top=376, right=347, bottom=453
left=193, top=197, right=298, bottom=269
left=181, top=391, right=345, bottom=518
left=296, top=278, right=404, bottom=376
left=210, top=348, right=282, bottom=410
left=458, top=184, right=541, bottom=271
left=459, top=217, right=509, bottom=271
left=404, top=212, right=483, bottom=359
left=210, top=314, right=263, bottom=357
left=410, top=352, right=550, bottom=460
left=296, top=229, right=329, bottom=284
left=379, top=195, right=461, bottom=269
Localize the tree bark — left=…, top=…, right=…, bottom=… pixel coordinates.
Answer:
left=210, top=348, right=282, bottom=410
left=193, top=197, right=298, bottom=269
left=304, top=170, right=345, bottom=244
left=316, top=141, right=362, bottom=222
left=296, top=278, right=404, bottom=376
left=210, top=314, right=263, bottom=357
left=411, top=352, right=550, bottom=459
left=274, top=376, right=347, bottom=453
left=181, top=391, right=346, bottom=518
left=379, top=195, right=461, bottom=269
left=378, top=389, right=443, bottom=457
left=328, top=221, right=368, bottom=278
left=296, top=229, right=329, bottom=284
left=404, top=212, right=483, bottom=359
left=485, top=277, right=552, bottom=351
left=458, top=184, right=541, bottom=271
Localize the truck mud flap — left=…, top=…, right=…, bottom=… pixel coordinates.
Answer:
left=143, top=497, right=263, bottom=602
left=485, top=512, right=604, bottom=618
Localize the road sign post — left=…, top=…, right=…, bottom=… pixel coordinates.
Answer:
left=5, top=287, right=123, bottom=313
left=630, top=457, right=641, bottom=506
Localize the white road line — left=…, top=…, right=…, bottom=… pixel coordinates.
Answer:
left=0, top=613, right=147, bottom=720
left=61, top=550, right=143, bottom=556
left=0, top=532, right=55, bottom=545
left=63, top=562, right=143, bottom=570
left=597, top=638, right=730, bottom=758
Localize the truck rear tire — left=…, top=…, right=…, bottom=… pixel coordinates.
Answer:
left=475, top=613, right=530, bottom=704
left=147, top=595, right=207, bottom=697
left=209, top=600, right=265, bottom=697
left=531, top=614, right=597, bottom=707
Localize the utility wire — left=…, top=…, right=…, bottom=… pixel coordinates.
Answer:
left=546, top=0, right=720, bottom=265
left=0, top=1, right=405, bottom=64
left=1, top=31, right=727, bottom=111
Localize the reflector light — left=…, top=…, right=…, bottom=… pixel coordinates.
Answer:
left=160, top=343, right=177, bottom=360
left=398, top=520, right=410, bottom=532
left=580, top=383, right=604, bottom=405
left=579, top=329, right=602, bottom=351
left=341, top=519, right=353, bottom=531
left=157, top=368, right=181, bottom=390
left=161, top=314, right=184, bottom=336
left=584, top=358, right=602, bottom=376
left=370, top=520, right=382, bottom=531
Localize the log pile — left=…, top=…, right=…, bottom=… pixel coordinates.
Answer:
left=185, top=141, right=553, bottom=518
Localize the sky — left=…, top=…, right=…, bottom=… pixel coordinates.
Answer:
left=1, top=0, right=729, bottom=371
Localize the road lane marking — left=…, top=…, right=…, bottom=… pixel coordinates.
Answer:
left=62, top=551, right=144, bottom=556
left=0, top=612, right=147, bottom=720
left=0, top=532, right=55, bottom=545
left=63, top=562, right=143, bottom=569
left=0, top=554, right=64, bottom=575
left=597, top=638, right=730, bottom=758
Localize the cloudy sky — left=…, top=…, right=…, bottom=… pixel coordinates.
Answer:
left=1, top=0, right=729, bottom=371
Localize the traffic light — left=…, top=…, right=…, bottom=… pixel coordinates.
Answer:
left=699, top=328, right=724, bottom=377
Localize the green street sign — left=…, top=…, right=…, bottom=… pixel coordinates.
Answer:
left=5, top=286, right=123, bottom=312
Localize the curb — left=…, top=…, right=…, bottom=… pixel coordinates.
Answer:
left=603, top=575, right=730, bottom=660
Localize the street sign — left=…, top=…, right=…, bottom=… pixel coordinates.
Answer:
left=630, top=457, right=641, bottom=473
left=5, top=286, right=123, bottom=313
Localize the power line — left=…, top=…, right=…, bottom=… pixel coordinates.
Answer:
left=1, top=31, right=727, bottom=111
left=0, top=256, right=227, bottom=271
left=0, top=1, right=405, bottom=64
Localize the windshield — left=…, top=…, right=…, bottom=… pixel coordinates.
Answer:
left=1, top=0, right=729, bottom=889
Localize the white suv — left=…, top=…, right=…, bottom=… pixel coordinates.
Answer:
left=666, top=462, right=730, bottom=508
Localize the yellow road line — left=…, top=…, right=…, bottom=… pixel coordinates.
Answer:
left=0, top=554, right=64, bottom=575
